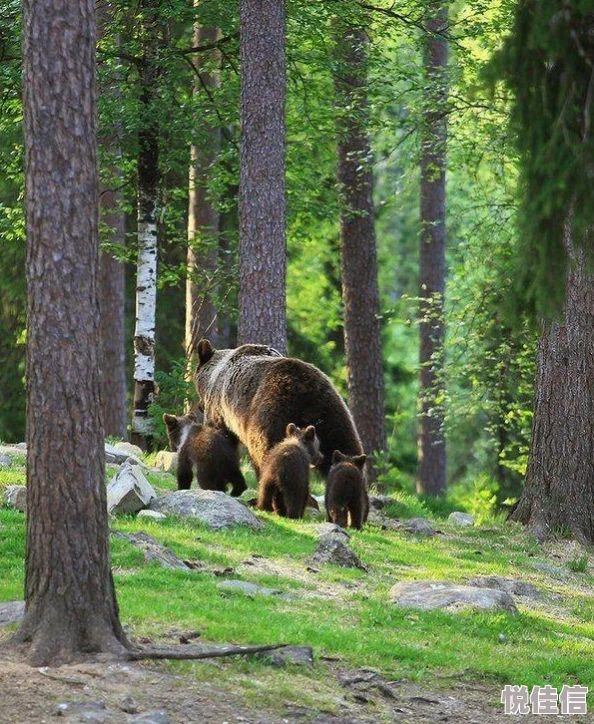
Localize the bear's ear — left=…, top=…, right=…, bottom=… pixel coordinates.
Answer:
left=163, top=414, right=178, bottom=430
left=186, top=411, right=199, bottom=422
left=353, top=454, right=367, bottom=469
left=332, top=450, right=346, bottom=465
left=286, top=422, right=298, bottom=437
left=197, top=339, right=215, bottom=365
left=303, top=425, right=316, bottom=442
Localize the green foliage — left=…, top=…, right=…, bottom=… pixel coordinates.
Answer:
left=567, top=555, right=589, bottom=574
left=489, top=0, right=594, bottom=319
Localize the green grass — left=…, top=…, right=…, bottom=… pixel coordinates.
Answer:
left=2, top=454, right=594, bottom=712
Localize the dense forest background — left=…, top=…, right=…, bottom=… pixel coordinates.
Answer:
left=0, top=0, right=535, bottom=513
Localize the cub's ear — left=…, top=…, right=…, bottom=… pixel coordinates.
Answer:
left=332, top=450, right=346, bottom=465
left=197, top=339, right=215, bottom=365
left=187, top=411, right=199, bottom=422
left=286, top=422, right=298, bottom=437
left=303, top=425, right=316, bottom=442
left=354, top=454, right=367, bottom=469
left=163, top=414, right=178, bottom=429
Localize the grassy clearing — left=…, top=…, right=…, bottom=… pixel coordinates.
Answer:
left=2, top=452, right=594, bottom=713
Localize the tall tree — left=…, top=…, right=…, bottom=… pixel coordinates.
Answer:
left=334, top=21, right=386, bottom=477
left=417, top=1, right=448, bottom=496
left=186, top=24, right=221, bottom=364
left=17, top=0, right=127, bottom=664
left=131, top=0, right=162, bottom=448
left=238, top=0, right=287, bottom=353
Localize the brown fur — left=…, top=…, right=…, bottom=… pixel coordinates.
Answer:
left=325, top=450, right=369, bottom=529
left=257, top=424, right=323, bottom=519
left=163, top=413, right=246, bottom=496
left=194, top=340, right=363, bottom=479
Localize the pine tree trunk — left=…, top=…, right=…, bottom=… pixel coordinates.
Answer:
left=511, top=233, right=594, bottom=543
left=334, top=24, right=386, bottom=480
left=18, top=0, right=128, bottom=665
left=417, top=3, right=448, bottom=496
left=186, top=24, right=221, bottom=364
left=238, top=0, right=287, bottom=353
left=131, top=5, right=160, bottom=449
left=100, top=185, right=127, bottom=439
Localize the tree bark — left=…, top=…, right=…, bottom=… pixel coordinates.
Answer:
left=238, top=0, right=287, bottom=353
left=131, top=3, right=161, bottom=449
left=417, top=3, right=448, bottom=496
left=186, top=24, right=221, bottom=363
left=18, top=0, right=128, bottom=665
left=511, top=232, right=594, bottom=543
left=334, top=23, right=386, bottom=480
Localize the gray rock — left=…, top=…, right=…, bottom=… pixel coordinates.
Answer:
left=114, top=441, right=144, bottom=459
left=311, top=537, right=365, bottom=569
left=55, top=701, right=107, bottom=720
left=129, top=711, right=170, bottom=724
left=104, top=443, right=133, bottom=465
left=316, top=523, right=350, bottom=540
left=137, top=509, right=167, bottom=522
left=390, top=581, right=518, bottom=615
left=534, top=562, right=568, bottom=578
left=403, top=518, right=437, bottom=536
left=468, top=575, right=540, bottom=599
left=4, top=485, right=26, bottom=512
left=217, top=580, right=285, bottom=597
left=0, top=600, right=25, bottom=627
left=0, top=454, right=11, bottom=467
left=154, top=451, right=178, bottom=474
left=448, top=511, right=474, bottom=527
left=369, top=495, right=394, bottom=510
left=107, top=463, right=156, bottom=515
left=119, top=695, right=139, bottom=714
left=149, top=490, right=263, bottom=530
left=257, top=645, right=314, bottom=668
left=111, top=531, right=189, bottom=570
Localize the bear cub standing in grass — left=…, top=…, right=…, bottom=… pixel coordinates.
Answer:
left=325, top=450, right=369, bottom=529
left=258, top=423, right=323, bottom=519
left=163, top=412, right=247, bottom=497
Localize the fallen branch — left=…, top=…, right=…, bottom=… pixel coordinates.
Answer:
left=125, top=642, right=288, bottom=662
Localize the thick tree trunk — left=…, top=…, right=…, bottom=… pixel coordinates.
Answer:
left=100, top=186, right=127, bottom=439
left=511, top=236, right=594, bottom=543
left=334, top=24, right=386, bottom=480
left=131, top=7, right=160, bottom=449
left=417, top=3, right=448, bottom=496
left=186, top=24, right=221, bottom=364
left=18, top=0, right=127, bottom=665
left=238, top=0, right=287, bottom=353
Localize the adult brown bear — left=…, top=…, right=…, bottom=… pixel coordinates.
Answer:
left=194, top=339, right=364, bottom=478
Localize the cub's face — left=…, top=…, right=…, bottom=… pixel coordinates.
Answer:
left=163, top=412, right=202, bottom=452
left=286, top=423, right=324, bottom=466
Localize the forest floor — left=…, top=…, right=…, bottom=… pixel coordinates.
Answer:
left=1, top=451, right=594, bottom=722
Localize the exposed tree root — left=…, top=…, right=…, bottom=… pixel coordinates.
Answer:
left=125, top=642, right=288, bottom=662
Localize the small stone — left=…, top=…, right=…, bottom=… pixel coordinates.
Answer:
left=129, top=711, right=170, bottom=724
left=4, top=485, right=26, bottom=512
left=111, top=531, right=189, bottom=570
left=403, top=518, right=437, bottom=536
left=216, top=580, right=286, bottom=598
left=498, top=632, right=507, bottom=643
left=311, top=537, right=365, bottom=569
left=55, top=701, right=106, bottom=718
left=390, top=581, right=518, bottom=615
left=114, top=442, right=144, bottom=459
left=0, top=600, right=25, bottom=628
left=316, top=523, right=350, bottom=540
left=155, top=451, right=178, bottom=474
left=448, top=512, right=474, bottom=527
left=369, top=495, right=394, bottom=510
left=137, top=509, right=167, bottom=522
left=0, top=454, right=11, bottom=467
left=107, top=463, right=156, bottom=515
left=119, top=695, right=139, bottom=714
left=257, top=645, right=314, bottom=668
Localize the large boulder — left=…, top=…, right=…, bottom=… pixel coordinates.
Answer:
left=155, top=451, right=178, bottom=474
left=4, top=485, right=26, bottom=512
left=448, top=511, right=474, bottom=527
left=107, top=463, right=156, bottom=515
left=468, top=575, right=540, bottom=599
left=390, top=580, right=518, bottom=615
left=149, top=490, right=263, bottom=530
left=114, top=441, right=144, bottom=459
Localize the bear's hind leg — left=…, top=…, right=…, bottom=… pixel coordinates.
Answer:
left=177, top=449, right=193, bottom=490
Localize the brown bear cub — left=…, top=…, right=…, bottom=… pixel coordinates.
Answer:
left=163, top=413, right=247, bottom=497
left=257, top=423, right=323, bottom=519
left=325, top=450, right=369, bottom=529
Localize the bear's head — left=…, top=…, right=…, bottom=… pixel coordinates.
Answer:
left=163, top=411, right=202, bottom=452
left=286, top=423, right=324, bottom=466
left=194, top=338, right=283, bottom=400
left=331, top=450, right=367, bottom=471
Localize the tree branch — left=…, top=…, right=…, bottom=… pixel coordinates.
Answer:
left=178, top=32, right=239, bottom=56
